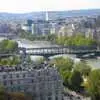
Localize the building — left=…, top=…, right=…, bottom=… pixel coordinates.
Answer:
left=0, top=64, right=63, bottom=100
left=57, top=23, right=75, bottom=37
left=21, top=20, right=33, bottom=33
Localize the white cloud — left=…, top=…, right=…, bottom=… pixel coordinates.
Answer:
left=0, top=0, right=99, bottom=13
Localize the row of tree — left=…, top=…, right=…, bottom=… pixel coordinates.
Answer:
left=0, top=39, right=20, bottom=66
left=56, top=35, right=97, bottom=46
left=0, top=56, right=21, bottom=66
left=19, top=30, right=56, bottom=42
left=19, top=30, right=97, bottom=46
left=0, top=39, right=18, bottom=53
left=51, top=57, right=100, bottom=100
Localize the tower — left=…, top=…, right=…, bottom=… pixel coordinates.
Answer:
left=45, top=12, right=49, bottom=21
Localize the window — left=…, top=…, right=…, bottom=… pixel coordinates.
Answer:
left=23, top=74, right=25, bottom=78
left=40, top=95, right=44, bottom=100
left=48, top=97, right=52, bottom=100
left=11, top=88, right=14, bottom=92
left=31, top=74, right=34, bottom=77
left=56, top=96, right=58, bottom=100
left=31, top=79, right=34, bottom=83
left=3, top=81, right=7, bottom=85
left=10, top=81, right=13, bottom=85
left=17, top=86, right=21, bottom=91
left=48, top=92, right=52, bottom=96
left=3, top=75, right=6, bottom=79
left=17, top=81, right=20, bottom=84
left=38, top=77, right=42, bottom=82
left=16, top=74, right=19, bottom=78
left=10, top=74, right=12, bottom=78
left=38, top=72, right=41, bottom=76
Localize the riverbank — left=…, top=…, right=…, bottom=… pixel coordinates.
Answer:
left=16, top=39, right=100, bottom=69
left=0, top=37, right=99, bottom=69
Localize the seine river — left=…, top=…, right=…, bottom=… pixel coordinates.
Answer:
left=0, top=37, right=100, bottom=69
left=16, top=39, right=100, bottom=69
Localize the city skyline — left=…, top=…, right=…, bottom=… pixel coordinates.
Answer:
left=0, top=0, right=100, bottom=13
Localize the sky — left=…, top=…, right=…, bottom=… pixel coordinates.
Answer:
left=0, top=0, right=100, bottom=13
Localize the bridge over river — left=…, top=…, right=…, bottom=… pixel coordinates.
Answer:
left=19, top=46, right=100, bottom=58
left=0, top=46, right=99, bottom=58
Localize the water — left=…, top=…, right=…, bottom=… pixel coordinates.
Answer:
left=0, top=37, right=100, bottom=68
left=86, top=59, right=100, bottom=69
left=16, top=39, right=100, bottom=69
left=16, top=39, right=58, bottom=48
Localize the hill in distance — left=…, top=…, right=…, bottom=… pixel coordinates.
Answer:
left=0, top=9, right=100, bottom=21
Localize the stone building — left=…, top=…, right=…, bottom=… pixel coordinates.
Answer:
left=0, top=65, right=63, bottom=100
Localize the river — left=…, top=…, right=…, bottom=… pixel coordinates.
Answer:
left=0, top=37, right=100, bottom=69
left=16, top=38, right=100, bottom=69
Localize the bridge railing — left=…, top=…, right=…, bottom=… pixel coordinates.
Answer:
left=18, top=45, right=98, bottom=55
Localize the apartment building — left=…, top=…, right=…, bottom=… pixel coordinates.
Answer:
left=0, top=65, right=63, bottom=100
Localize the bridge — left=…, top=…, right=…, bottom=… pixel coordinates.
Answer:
left=0, top=46, right=99, bottom=58
left=19, top=46, right=100, bottom=58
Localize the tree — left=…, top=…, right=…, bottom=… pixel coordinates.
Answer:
left=6, top=40, right=18, bottom=52
left=0, top=85, right=8, bottom=100
left=0, top=39, right=18, bottom=53
left=53, top=57, right=74, bottom=72
left=9, top=92, right=27, bottom=100
left=52, top=57, right=74, bottom=86
left=0, top=85, right=5, bottom=93
left=0, top=59, right=8, bottom=65
left=0, top=39, right=8, bottom=53
left=56, top=35, right=97, bottom=46
left=0, top=56, right=21, bottom=66
left=85, top=69, right=100, bottom=100
left=68, top=71, right=83, bottom=91
left=74, top=62, right=91, bottom=77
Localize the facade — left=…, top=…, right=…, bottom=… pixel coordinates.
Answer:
left=0, top=65, right=63, bottom=100
left=21, top=15, right=99, bottom=39
left=57, top=24, right=75, bottom=37
left=21, top=20, right=52, bottom=35
left=33, top=21, right=51, bottom=35
left=21, top=24, right=32, bottom=33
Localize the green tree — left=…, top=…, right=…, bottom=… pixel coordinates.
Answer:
left=85, top=69, right=100, bottom=100
left=0, top=59, right=8, bottom=65
left=56, top=34, right=97, bottom=46
left=0, top=39, right=18, bottom=53
left=6, top=40, right=18, bottom=52
left=52, top=57, right=74, bottom=86
left=0, top=85, right=8, bottom=100
left=53, top=57, right=73, bottom=72
left=74, top=62, right=91, bottom=77
left=68, top=71, right=83, bottom=91
left=0, top=56, right=21, bottom=66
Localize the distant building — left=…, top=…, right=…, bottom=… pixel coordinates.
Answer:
left=21, top=15, right=99, bottom=39
left=57, top=24, right=75, bottom=37
left=21, top=19, right=52, bottom=35
left=21, top=24, right=32, bottom=33
left=45, top=12, right=49, bottom=21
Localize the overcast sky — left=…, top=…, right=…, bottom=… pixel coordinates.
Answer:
left=0, top=0, right=100, bottom=13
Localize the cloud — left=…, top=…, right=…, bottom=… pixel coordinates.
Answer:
left=0, top=0, right=99, bottom=13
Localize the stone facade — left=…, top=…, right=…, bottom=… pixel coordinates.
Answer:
left=0, top=66, right=63, bottom=100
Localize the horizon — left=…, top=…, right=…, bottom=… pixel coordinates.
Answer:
left=0, top=8, right=100, bottom=14
left=0, top=0, right=100, bottom=13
